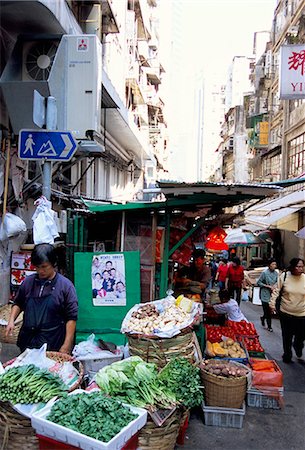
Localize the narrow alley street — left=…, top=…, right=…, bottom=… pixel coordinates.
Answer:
left=182, top=301, right=305, bottom=450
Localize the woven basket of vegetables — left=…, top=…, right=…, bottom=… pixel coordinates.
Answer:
left=0, top=304, right=23, bottom=345
left=127, top=328, right=196, bottom=369
left=4, top=351, right=84, bottom=393
left=200, top=360, right=250, bottom=409
left=138, top=408, right=183, bottom=450
left=0, top=401, right=39, bottom=450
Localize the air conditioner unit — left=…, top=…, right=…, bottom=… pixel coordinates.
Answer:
left=48, top=35, right=102, bottom=139
left=0, top=35, right=102, bottom=139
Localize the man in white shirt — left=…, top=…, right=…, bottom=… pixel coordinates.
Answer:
left=213, top=289, right=248, bottom=322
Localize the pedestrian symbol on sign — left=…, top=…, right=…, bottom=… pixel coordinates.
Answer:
left=25, top=134, right=35, bottom=156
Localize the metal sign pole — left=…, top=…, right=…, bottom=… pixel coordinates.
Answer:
left=43, top=96, right=57, bottom=200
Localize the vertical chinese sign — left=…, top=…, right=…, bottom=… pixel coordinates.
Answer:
left=91, top=254, right=126, bottom=306
left=280, top=44, right=305, bottom=99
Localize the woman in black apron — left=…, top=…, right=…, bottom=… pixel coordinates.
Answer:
left=6, top=243, right=78, bottom=354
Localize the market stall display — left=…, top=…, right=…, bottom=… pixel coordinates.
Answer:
left=0, top=365, right=69, bottom=404
left=31, top=390, right=147, bottom=450
left=247, top=359, right=284, bottom=409
left=95, top=355, right=203, bottom=450
left=206, top=338, right=247, bottom=362
left=121, top=296, right=201, bottom=368
left=200, top=360, right=250, bottom=409
left=3, top=350, right=84, bottom=394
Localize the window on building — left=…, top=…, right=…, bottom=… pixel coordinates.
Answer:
left=288, top=133, right=305, bottom=177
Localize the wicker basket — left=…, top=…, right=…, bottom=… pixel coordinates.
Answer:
left=0, top=304, right=23, bottom=345
left=127, top=329, right=196, bottom=369
left=201, top=369, right=247, bottom=409
left=0, top=401, right=39, bottom=450
left=138, top=409, right=183, bottom=450
left=4, top=351, right=84, bottom=392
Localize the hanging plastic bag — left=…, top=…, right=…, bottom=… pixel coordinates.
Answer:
left=0, top=212, right=26, bottom=241
left=32, top=196, right=59, bottom=244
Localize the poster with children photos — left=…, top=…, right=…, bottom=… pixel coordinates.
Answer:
left=91, top=254, right=126, bottom=306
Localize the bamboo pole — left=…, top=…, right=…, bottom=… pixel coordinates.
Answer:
left=2, top=138, right=10, bottom=224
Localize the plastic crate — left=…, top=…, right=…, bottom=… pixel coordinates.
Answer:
left=201, top=401, right=245, bottom=429
left=247, top=387, right=284, bottom=409
left=31, top=390, right=147, bottom=450
left=76, top=349, right=123, bottom=378
left=37, top=433, right=139, bottom=450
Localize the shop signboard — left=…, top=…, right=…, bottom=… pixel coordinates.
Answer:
left=279, top=44, right=305, bottom=99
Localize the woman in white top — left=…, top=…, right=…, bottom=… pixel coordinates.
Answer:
left=213, top=289, right=248, bottom=322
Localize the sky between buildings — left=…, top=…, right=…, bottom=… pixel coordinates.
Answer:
left=163, top=0, right=278, bottom=182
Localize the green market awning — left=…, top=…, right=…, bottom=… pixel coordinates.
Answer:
left=83, top=181, right=282, bottom=213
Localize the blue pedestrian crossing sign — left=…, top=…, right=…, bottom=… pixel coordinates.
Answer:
left=19, top=130, right=77, bottom=162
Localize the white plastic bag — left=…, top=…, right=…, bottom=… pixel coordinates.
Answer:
left=72, top=334, right=101, bottom=357
left=32, top=196, right=59, bottom=244
left=242, top=290, right=249, bottom=302
left=0, top=213, right=26, bottom=241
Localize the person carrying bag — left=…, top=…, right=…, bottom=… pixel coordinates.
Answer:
left=270, top=258, right=305, bottom=363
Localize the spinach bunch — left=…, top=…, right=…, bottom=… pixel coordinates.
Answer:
left=47, top=392, right=137, bottom=443
left=158, top=357, right=203, bottom=409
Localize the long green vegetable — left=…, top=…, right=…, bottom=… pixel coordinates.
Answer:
left=0, top=364, right=69, bottom=404
left=47, top=392, right=137, bottom=443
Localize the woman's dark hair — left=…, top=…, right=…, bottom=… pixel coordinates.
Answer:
left=219, top=289, right=230, bottom=302
left=31, top=243, right=57, bottom=267
left=232, top=256, right=241, bottom=265
left=267, top=258, right=277, bottom=266
left=289, top=258, right=304, bottom=270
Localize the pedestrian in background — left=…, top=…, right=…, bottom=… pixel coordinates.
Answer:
left=215, top=258, right=229, bottom=290
left=225, top=256, right=244, bottom=305
left=270, top=258, right=305, bottom=363
left=257, top=258, right=278, bottom=332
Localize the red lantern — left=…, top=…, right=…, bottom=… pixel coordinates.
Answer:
left=205, top=227, right=229, bottom=251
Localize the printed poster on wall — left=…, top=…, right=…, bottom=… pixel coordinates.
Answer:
left=91, top=254, right=126, bottom=306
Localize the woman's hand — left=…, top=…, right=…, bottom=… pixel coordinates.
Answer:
left=59, top=345, right=71, bottom=354
left=5, top=321, right=15, bottom=338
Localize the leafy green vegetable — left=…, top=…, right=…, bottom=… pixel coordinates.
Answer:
left=158, top=357, right=203, bottom=408
left=96, top=357, right=176, bottom=410
left=0, top=364, right=68, bottom=404
left=47, top=392, right=137, bottom=442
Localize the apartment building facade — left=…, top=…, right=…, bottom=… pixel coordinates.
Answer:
left=215, top=0, right=305, bottom=263
left=0, top=0, right=168, bottom=211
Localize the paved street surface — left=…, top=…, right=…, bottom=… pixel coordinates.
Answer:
left=1, top=301, right=305, bottom=450
left=181, top=301, right=305, bottom=450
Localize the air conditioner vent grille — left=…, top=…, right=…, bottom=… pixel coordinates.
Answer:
left=25, top=41, right=58, bottom=81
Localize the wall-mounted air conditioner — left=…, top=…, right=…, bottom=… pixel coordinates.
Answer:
left=49, top=35, right=102, bottom=139
left=0, top=34, right=102, bottom=139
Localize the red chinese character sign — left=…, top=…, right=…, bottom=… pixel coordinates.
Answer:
left=280, top=44, right=305, bottom=99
